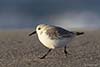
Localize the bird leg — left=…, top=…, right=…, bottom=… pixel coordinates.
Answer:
left=40, top=49, right=52, bottom=59
left=64, top=46, right=70, bottom=57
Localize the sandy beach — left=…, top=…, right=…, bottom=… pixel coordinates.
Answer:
left=0, top=29, right=99, bottom=67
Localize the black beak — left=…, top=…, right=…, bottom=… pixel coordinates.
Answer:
left=29, top=31, right=36, bottom=36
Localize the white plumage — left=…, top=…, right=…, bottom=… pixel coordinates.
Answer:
left=36, top=24, right=75, bottom=49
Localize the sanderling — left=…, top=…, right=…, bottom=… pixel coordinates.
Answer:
left=29, top=24, right=84, bottom=59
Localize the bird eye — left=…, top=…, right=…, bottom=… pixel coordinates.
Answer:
left=38, top=27, right=41, bottom=30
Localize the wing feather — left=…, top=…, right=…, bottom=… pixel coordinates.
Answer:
left=46, top=26, right=74, bottom=39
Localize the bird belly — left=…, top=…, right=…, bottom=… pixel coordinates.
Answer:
left=38, top=34, right=73, bottom=49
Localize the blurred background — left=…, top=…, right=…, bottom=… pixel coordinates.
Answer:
left=0, top=0, right=100, bottom=30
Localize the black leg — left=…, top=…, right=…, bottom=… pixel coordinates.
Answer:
left=64, top=46, right=70, bottom=57
left=40, top=49, right=52, bottom=59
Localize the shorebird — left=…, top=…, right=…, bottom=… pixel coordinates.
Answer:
left=29, top=24, right=84, bottom=59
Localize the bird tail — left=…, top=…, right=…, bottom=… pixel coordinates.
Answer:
left=76, top=32, right=84, bottom=36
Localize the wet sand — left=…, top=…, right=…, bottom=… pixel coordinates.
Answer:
left=0, top=29, right=100, bottom=67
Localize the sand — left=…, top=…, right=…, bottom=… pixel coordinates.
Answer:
left=0, top=29, right=100, bottom=67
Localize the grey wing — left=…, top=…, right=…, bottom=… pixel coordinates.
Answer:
left=54, top=27, right=75, bottom=38
left=46, top=26, right=75, bottom=39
